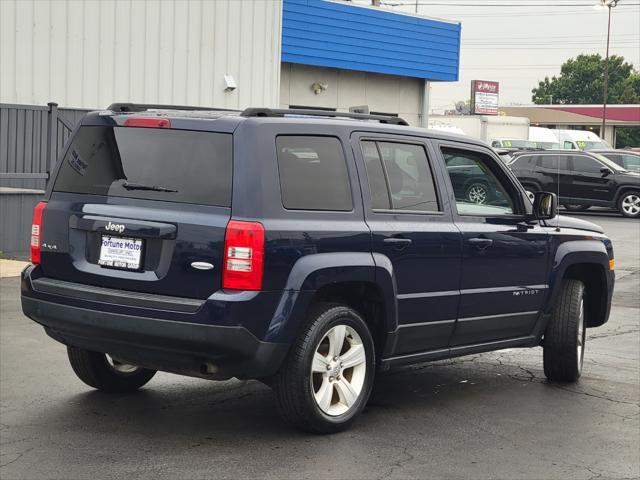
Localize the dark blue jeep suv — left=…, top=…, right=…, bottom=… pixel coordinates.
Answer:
left=21, top=105, right=615, bottom=433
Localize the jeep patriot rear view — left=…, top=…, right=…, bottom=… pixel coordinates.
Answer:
left=21, top=105, right=615, bottom=433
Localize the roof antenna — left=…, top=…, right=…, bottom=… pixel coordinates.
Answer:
left=556, top=155, right=561, bottom=232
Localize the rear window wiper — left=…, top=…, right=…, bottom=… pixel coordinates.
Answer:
left=121, top=181, right=178, bottom=193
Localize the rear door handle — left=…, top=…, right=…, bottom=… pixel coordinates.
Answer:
left=468, top=237, right=493, bottom=250
left=383, top=237, right=412, bottom=249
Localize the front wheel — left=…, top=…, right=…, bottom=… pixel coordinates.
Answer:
left=273, top=304, right=375, bottom=433
left=67, top=347, right=156, bottom=392
left=543, top=279, right=586, bottom=382
left=618, top=191, right=640, bottom=218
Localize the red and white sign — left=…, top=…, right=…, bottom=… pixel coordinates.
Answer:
left=471, top=80, right=500, bottom=115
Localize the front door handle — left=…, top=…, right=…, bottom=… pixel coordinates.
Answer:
left=383, top=237, right=412, bottom=250
left=468, top=237, right=493, bottom=250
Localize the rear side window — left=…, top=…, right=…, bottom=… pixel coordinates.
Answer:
left=361, top=140, right=440, bottom=212
left=53, top=126, right=232, bottom=206
left=539, top=155, right=569, bottom=170
left=276, top=136, right=352, bottom=211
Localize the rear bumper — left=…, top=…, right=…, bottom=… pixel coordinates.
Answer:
left=21, top=266, right=288, bottom=380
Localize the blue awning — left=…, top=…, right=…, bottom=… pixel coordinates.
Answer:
left=282, top=0, right=461, bottom=81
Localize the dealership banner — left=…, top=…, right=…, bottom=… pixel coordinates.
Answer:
left=471, top=80, right=499, bottom=115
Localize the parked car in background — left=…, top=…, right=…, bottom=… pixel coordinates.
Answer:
left=508, top=150, right=640, bottom=218
left=491, top=138, right=537, bottom=149
left=21, top=105, right=616, bottom=433
left=591, top=149, right=640, bottom=172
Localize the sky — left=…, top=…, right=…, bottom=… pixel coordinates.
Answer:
left=353, top=0, right=640, bottom=113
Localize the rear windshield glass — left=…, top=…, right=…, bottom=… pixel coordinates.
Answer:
left=53, top=126, right=232, bottom=206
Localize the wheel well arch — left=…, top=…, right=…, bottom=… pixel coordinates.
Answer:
left=614, top=186, right=640, bottom=204
left=305, top=281, right=388, bottom=360
left=562, top=262, right=608, bottom=328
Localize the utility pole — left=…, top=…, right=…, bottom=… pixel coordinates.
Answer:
left=600, top=0, right=618, bottom=140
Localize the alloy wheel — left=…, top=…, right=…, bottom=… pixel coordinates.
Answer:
left=310, top=324, right=367, bottom=416
left=621, top=194, right=640, bottom=216
left=468, top=184, right=488, bottom=204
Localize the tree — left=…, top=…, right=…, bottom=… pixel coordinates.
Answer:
left=531, top=54, right=638, bottom=105
left=620, top=71, right=640, bottom=104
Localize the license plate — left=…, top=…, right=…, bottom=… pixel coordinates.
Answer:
left=98, top=236, right=143, bottom=270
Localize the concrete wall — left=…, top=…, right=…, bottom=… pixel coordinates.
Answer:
left=0, top=0, right=282, bottom=110
left=280, top=63, right=424, bottom=126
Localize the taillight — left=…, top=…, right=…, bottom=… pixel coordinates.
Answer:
left=30, top=201, right=47, bottom=264
left=123, top=117, right=171, bottom=128
left=222, top=220, right=265, bottom=291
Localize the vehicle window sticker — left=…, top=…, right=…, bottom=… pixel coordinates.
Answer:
left=68, top=148, right=88, bottom=176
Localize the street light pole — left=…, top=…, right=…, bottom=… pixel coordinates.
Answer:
left=600, top=0, right=618, bottom=141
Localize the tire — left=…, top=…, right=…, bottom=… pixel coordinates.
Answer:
left=273, top=303, right=375, bottom=434
left=466, top=183, right=489, bottom=204
left=543, top=279, right=586, bottom=383
left=617, top=191, right=640, bottom=218
left=67, top=347, right=156, bottom=392
left=563, top=204, right=590, bottom=212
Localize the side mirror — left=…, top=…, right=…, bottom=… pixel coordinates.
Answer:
left=600, top=167, right=613, bottom=176
left=532, top=191, right=557, bottom=220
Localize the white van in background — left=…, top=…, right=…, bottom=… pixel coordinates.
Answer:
left=529, top=126, right=561, bottom=149
left=427, top=122, right=466, bottom=136
left=554, top=129, right=611, bottom=150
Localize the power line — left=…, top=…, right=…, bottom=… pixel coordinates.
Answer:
left=382, top=1, right=640, bottom=6
left=463, top=33, right=639, bottom=40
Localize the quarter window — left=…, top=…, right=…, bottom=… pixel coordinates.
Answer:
left=442, top=147, right=516, bottom=216
left=276, top=136, right=352, bottom=211
left=361, top=141, right=440, bottom=212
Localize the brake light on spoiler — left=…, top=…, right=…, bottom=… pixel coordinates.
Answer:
left=30, top=201, right=47, bottom=264
left=222, top=220, right=265, bottom=291
left=123, top=117, right=171, bottom=128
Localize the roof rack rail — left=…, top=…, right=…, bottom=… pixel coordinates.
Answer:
left=106, top=103, right=239, bottom=113
left=240, top=108, right=409, bottom=126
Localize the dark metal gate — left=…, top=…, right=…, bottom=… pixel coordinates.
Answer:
left=0, top=102, right=89, bottom=257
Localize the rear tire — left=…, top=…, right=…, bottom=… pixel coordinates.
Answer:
left=617, top=191, right=640, bottom=218
left=563, top=204, right=590, bottom=212
left=543, top=280, right=586, bottom=383
left=67, top=347, right=156, bottom=392
left=273, top=303, right=375, bottom=434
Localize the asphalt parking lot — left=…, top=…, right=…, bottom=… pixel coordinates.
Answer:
left=1, top=212, right=638, bottom=480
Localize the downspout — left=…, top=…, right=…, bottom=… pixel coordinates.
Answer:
left=420, top=80, right=430, bottom=128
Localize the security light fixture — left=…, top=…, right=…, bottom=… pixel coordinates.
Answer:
left=224, top=75, right=237, bottom=92
left=311, top=82, right=328, bottom=95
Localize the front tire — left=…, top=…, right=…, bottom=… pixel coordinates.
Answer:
left=618, top=191, right=640, bottom=218
left=67, top=347, right=156, bottom=392
left=543, top=280, right=586, bottom=382
left=273, top=304, right=375, bottom=434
